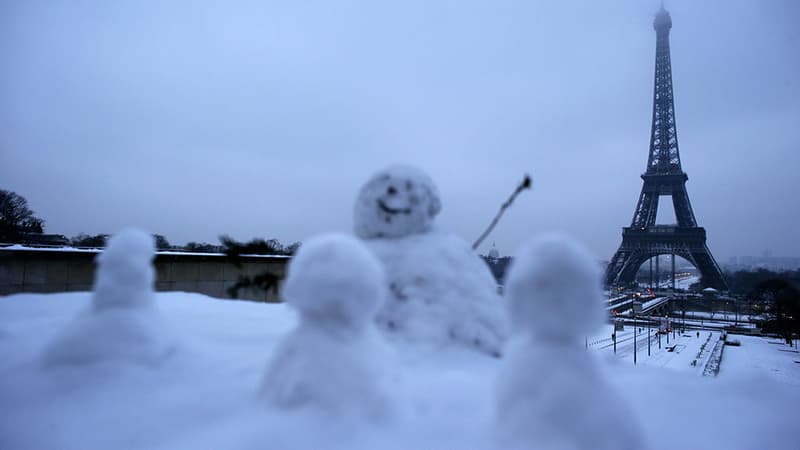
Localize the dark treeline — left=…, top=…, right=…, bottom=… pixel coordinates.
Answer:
left=725, top=268, right=800, bottom=343
left=70, top=233, right=172, bottom=250
left=724, top=268, right=800, bottom=296
left=218, top=236, right=301, bottom=299
left=1, top=189, right=46, bottom=242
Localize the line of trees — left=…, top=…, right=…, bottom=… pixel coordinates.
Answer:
left=725, top=269, right=800, bottom=344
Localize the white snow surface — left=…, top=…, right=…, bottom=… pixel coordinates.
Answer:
left=41, top=228, right=175, bottom=367
left=1, top=291, right=798, bottom=449
left=498, top=234, right=643, bottom=449
left=353, top=165, right=441, bottom=239
left=367, top=230, right=508, bottom=357
left=261, top=233, right=393, bottom=420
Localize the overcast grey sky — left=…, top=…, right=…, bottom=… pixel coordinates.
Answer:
left=2, top=0, right=798, bottom=261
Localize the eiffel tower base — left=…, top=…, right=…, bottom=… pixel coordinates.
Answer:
left=605, top=226, right=727, bottom=290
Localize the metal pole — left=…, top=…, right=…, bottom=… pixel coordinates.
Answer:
left=648, top=320, right=651, bottom=356
left=656, top=255, right=660, bottom=289
left=658, top=328, right=661, bottom=349
left=649, top=258, right=653, bottom=289
left=634, top=316, right=637, bottom=365
left=671, top=253, right=676, bottom=290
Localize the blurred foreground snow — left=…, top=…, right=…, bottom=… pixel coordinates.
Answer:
left=0, top=291, right=797, bottom=449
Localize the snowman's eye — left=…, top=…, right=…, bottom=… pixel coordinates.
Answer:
left=387, top=186, right=397, bottom=195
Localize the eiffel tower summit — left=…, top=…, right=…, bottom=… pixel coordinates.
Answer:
left=605, top=6, right=728, bottom=291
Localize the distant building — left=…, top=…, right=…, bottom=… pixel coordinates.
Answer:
left=17, top=233, right=69, bottom=246
left=481, top=243, right=511, bottom=284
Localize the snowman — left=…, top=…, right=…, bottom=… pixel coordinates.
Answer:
left=42, top=228, right=174, bottom=367
left=354, top=165, right=508, bottom=357
left=496, top=233, right=643, bottom=449
left=261, top=233, right=392, bottom=421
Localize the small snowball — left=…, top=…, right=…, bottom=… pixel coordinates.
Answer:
left=354, top=165, right=441, bottom=239
left=262, top=233, right=392, bottom=420
left=503, top=232, right=604, bottom=340
left=41, top=228, right=173, bottom=367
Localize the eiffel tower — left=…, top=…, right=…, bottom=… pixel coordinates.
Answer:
left=605, top=7, right=727, bottom=291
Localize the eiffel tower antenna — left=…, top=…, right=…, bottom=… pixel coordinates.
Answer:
left=605, top=7, right=727, bottom=291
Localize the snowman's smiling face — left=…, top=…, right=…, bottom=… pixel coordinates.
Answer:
left=354, top=166, right=441, bottom=239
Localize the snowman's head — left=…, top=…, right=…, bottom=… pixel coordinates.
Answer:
left=354, top=165, right=441, bottom=239
left=504, top=233, right=603, bottom=341
left=283, top=233, right=385, bottom=332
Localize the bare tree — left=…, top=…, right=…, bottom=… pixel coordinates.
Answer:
left=0, top=190, right=45, bottom=242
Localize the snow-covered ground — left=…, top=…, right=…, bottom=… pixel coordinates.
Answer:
left=1, top=291, right=797, bottom=450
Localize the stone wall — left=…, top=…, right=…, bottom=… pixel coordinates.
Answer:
left=0, top=248, right=289, bottom=302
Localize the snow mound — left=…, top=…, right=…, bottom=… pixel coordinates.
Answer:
left=261, top=233, right=393, bottom=420
left=354, top=165, right=441, bottom=239
left=497, top=233, right=643, bottom=449
left=41, top=228, right=174, bottom=367
left=504, top=232, right=604, bottom=339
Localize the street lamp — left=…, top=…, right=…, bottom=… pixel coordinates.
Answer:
left=658, top=326, right=661, bottom=349
left=633, top=315, right=637, bottom=365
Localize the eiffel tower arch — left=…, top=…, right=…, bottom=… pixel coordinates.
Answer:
left=605, top=7, right=727, bottom=291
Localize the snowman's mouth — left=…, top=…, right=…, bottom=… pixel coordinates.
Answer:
left=378, top=199, right=411, bottom=215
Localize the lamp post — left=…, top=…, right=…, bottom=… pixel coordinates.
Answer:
left=612, top=322, right=617, bottom=355
left=634, top=315, right=638, bottom=365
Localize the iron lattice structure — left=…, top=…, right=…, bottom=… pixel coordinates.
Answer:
left=605, top=8, right=727, bottom=290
